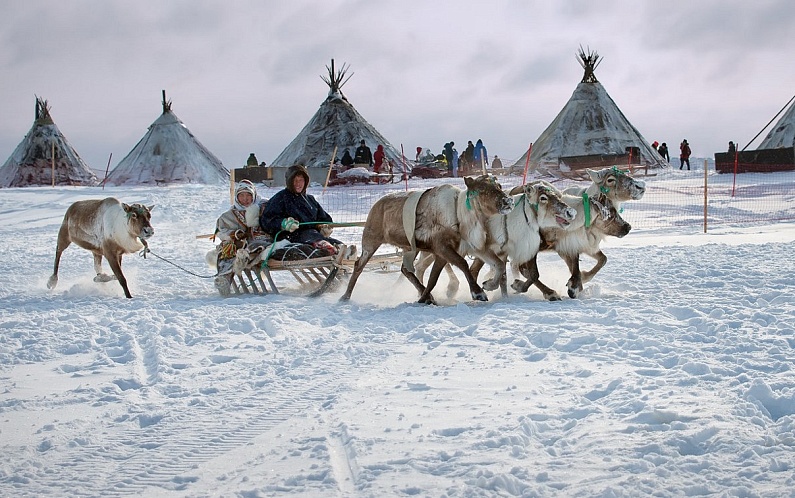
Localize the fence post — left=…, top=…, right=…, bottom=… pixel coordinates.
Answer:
left=703, top=159, right=708, bottom=233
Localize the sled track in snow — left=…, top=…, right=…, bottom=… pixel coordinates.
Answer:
left=1, top=362, right=360, bottom=497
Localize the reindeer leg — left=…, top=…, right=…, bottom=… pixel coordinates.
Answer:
left=565, top=254, right=583, bottom=299
left=580, top=251, right=607, bottom=284
left=417, top=258, right=444, bottom=305
left=47, top=222, right=71, bottom=290
left=439, top=246, right=487, bottom=302
left=401, top=265, right=428, bottom=298
left=103, top=246, right=132, bottom=298
left=516, top=257, right=561, bottom=301
left=339, top=245, right=379, bottom=301
left=443, top=264, right=460, bottom=299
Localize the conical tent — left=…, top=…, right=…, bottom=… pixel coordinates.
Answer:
left=271, top=60, right=405, bottom=171
left=0, top=97, right=97, bottom=188
left=757, top=95, right=795, bottom=150
left=105, top=91, right=229, bottom=186
left=512, top=48, right=666, bottom=176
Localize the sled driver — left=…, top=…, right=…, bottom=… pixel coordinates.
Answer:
left=260, top=164, right=344, bottom=255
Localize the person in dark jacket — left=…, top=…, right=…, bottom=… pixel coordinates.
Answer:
left=340, top=149, right=354, bottom=169
left=260, top=165, right=342, bottom=253
left=679, top=139, right=691, bottom=170
left=353, top=140, right=373, bottom=168
left=657, top=142, right=670, bottom=162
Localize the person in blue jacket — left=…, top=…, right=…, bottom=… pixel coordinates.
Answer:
left=473, top=139, right=489, bottom=170
left=260, top=164, right=343, bottom=254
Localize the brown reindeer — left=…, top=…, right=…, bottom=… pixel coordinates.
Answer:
left=339, top=175, right=513, bottom=305
left=47, top=198, right=155, bottom=298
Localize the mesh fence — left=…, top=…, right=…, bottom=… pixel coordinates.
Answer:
left=279, top=165, right=795, bottom=237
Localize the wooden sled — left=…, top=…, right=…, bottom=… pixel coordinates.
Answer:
left=217, top=249, right=349, bottom=298
left=216, top=247, right=404, bottom=298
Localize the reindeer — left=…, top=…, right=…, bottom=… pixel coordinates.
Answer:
left=47, top=198, right=155, bottom=298
left=465, top=181, right=577, bottom=296
left=514, top=167, right=644, bottom=298
left=339, top=175, right=513, bottom=305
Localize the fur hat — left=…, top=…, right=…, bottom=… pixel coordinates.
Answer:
left=234, top=180, right=258, bottom=210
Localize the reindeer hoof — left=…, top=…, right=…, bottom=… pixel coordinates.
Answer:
left=567, top=286, right=581, bottom=299
left=46, top=275, right=58, bottom=290
left=482, top=278, right=499, bottom=291
left=546, top=293, right=562, bottom=301
left=511, top=279, right=527, bottom=293
left=418, top=295, right=437, bottom=305
left=94, top=273, right=117, bottom=283
left=471, top=290, right=488, bottom=301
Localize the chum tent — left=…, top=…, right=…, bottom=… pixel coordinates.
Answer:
left=270, top=60, right=405, bottom=172
left=0, top=97, right=97, bottom=188
left=105, top=91, right=229, bottom=186
left=511, top=48, right=667, bottom=177
left=757, top=94, right=795, bottom=150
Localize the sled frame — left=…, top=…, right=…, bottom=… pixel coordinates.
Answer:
left=219, top=250, right=404, bottom=298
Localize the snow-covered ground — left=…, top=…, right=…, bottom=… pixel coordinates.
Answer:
left=1, top=175, right=794, bottom=497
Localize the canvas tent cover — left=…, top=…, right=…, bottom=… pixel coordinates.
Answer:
left=105, top=96, right=229, bottom=186
left=270, top=60, right=405, bottom=172
left=511, top=49, right=666, bottom=177
left=0, top=98, right=97, bottom=188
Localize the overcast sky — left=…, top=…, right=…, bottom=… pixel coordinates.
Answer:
left=2, top=0, right=794, bottom=172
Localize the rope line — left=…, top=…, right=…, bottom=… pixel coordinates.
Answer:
left=140, top=247, right=217, bottom=279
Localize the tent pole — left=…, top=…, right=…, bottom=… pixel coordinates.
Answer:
left=522, top=143, right=533, bottom=184
left=323, top=146, right=337, bottom=192
left=230, top=168, right=236, bottom=205
left=102, top=153, right=112, bottom=190
left=742, top=93, right=795, bottom=151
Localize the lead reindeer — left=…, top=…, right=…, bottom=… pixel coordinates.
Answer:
left=515, top=167, right=644, bottom=298
left=340, top=175, right=513, bottom=305
left=47, top=198, right=155, bottom=298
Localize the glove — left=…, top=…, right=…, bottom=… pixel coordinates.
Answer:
left=318, top=224, right=333, bottom=237
left=281, top=217, right=300, bottom=232
left=312, top=240, right=336, bottom=254
left=233, top=229, right=246, bottom=240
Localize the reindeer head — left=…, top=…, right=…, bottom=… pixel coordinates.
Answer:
left=587, top=167, right=645, bottom=203
left=124, top=203, right=155, bottom=240
left=510, top=181, right=577, bottom=229
left=590, top=198, right=632, bottom=238
left=464, top=175, right=513, bottom=216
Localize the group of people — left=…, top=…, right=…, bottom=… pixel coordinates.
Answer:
left=652, top=139, right=692, bottom=170
left=213, top=165, right=345, bottom=294
left=338, top=140, right=391, bottom=175
left=440, top=139, right=489, bottom=177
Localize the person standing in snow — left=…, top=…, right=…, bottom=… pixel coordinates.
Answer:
left=679, top=139, right=692, bottom=170
left=451, top=146, right=460, bottom=178
left=373, top=144, right=386, bottom=174
left=461, top=140, right=475, bottom=174
left=491, top=155, right=503, bottom=170
left=260, top=165, right=343, bottom=254
left=473, top=139, right=489, bottom=171
left=353, top=140, right=373, bottom=169
left=657, top=142, right=670, bottom=162
left=442, top=142, right=454, bottom=173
